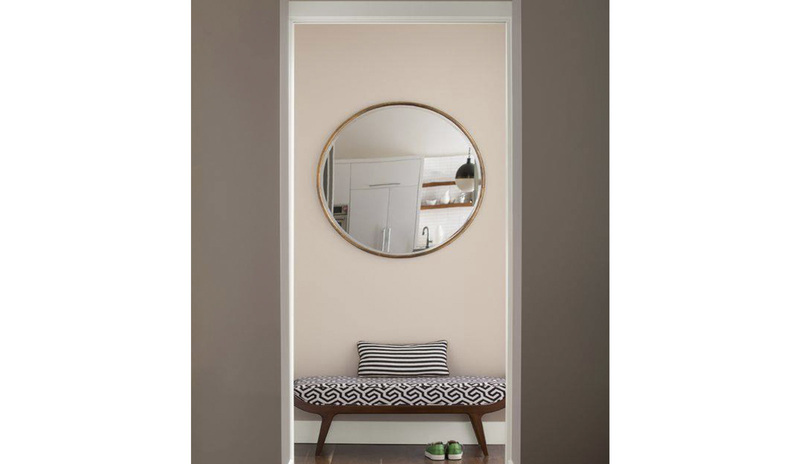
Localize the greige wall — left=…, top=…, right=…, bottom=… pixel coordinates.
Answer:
left=520, top=0, right=609, bottom=462
left=192, top=0, right=282, bottom=463
left=293, top=25, right=507, bottom=405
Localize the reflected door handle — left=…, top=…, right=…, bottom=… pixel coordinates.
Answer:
left=381, top=228, right=387, bottom=252
left=369, top=182, right=400, bottom=187
left=386, top=227, right=392, bottom=252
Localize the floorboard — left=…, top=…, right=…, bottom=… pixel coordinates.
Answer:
left=294, top=444, right=505, bottom=464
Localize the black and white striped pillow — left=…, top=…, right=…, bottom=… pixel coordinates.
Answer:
left=357, top=340, right=449, bottom=377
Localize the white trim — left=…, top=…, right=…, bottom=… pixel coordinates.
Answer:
left=289, top=1, right=511, bottom=22
left=280, top=0, right=294, bottom=463
left=282, top=3, right=518, bottom=463
left=509, top=1, right=522, bottom=463
left=295, top=420, right=506, bottom=445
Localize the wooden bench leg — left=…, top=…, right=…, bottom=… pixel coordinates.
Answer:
left=467, top=412, right=489, bottom=456
left=315, top=413, right=336, bottom=456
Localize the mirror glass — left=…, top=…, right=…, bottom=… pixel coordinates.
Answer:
left=318, top=103, right=484, bottom=257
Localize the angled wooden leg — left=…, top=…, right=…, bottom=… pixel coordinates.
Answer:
left=468, top=413, right=489, bottom=456
left=315, top=413, right=335, bottom=456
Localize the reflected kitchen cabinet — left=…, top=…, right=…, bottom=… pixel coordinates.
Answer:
left=341, top=159, right=421, bottom=254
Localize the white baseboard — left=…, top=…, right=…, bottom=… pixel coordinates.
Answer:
left=295, top=420, right=506, bottom=445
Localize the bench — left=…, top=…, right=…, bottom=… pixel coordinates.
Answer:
left=294, top=376, right=506, bottom=456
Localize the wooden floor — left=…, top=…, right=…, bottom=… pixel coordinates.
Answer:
left=295, top=444, right=505, bottom=464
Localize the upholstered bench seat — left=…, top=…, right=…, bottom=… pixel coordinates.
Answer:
left=294, top=376, right=506, bottom=456
left=294, top=375, right=506, bottom=407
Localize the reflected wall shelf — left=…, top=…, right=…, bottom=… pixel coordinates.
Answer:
left=421, top=181, right=456, bottom=188
left=420, top=202, right=474, bottom=210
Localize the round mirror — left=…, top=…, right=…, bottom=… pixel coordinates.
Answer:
left=317, top=102, right=485, bottom=258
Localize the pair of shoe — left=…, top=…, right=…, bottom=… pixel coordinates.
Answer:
left=425, top=441, right=463, bottom=461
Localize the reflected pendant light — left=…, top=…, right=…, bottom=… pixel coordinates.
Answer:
left=455, top=147, right=476, bottom=192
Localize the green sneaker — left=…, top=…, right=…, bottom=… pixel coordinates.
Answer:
left=446, top=440, right=463, bottom=460
left=425, top=442, right=446, bottom=461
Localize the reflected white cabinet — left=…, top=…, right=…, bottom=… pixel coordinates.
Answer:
left=332, top=163, right=351, bottom=206
left=343, top=158, right=422, bottom=253
left=386, top=186, right=419, bottom=253
left=350, top=160, right=421, bottom=189
left=349, top=188, right=390, bottom=250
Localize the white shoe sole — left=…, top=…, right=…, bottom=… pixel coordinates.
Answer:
left=448, top=453, right=463, bottom=460
left=425, top=451, right=445, bottom=461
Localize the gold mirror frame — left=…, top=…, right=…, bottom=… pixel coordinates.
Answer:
left=316, top=101, right=486, bottom=258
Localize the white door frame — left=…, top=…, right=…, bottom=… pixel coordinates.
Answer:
left=279, top=3, right=521, bottom=463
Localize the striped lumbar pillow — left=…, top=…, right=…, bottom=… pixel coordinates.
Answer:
left=357, top=340, right=449, bottom=377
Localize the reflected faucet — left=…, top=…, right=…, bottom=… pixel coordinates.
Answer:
left=422, top=226, right=432, bottom=249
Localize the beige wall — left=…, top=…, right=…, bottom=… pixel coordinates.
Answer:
left=294, top=23, right=507, bottom=399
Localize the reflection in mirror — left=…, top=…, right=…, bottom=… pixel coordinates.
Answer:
left=318, top=103, right=484, bottom=257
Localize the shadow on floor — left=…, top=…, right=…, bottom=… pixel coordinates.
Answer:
left=295, top=443, right=505, bottom=464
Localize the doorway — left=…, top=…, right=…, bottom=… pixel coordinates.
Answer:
left=281, top=3, right=519, bottom=463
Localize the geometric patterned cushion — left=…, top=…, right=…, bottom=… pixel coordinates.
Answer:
left=294, top=376, right=505, bottom=406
